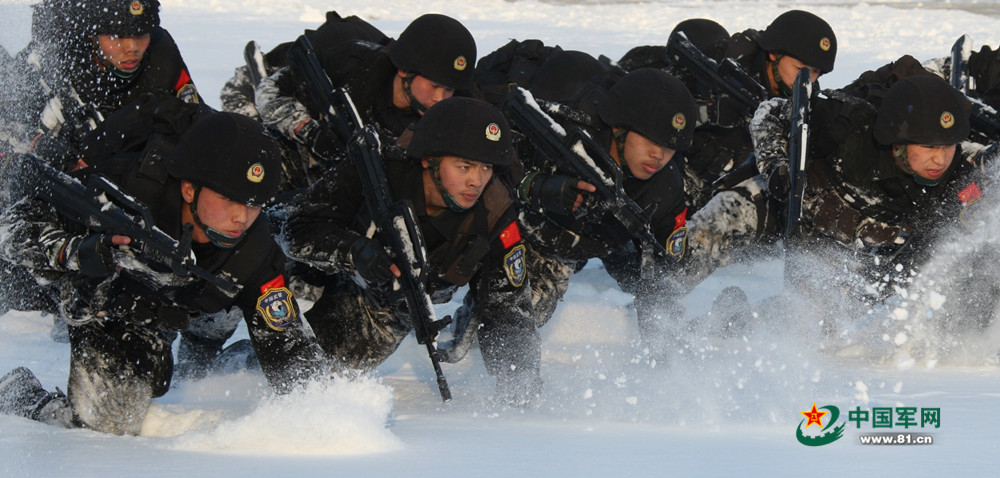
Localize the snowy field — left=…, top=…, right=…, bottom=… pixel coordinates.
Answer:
left=3, top=0, right=1000, bottom=476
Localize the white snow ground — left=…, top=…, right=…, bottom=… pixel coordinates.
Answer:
left=2, top=0, right=1000, bottom=476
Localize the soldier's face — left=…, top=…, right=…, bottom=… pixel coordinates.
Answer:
left=96, top=33, right=151, bottom=73
left=905, top=143, right=956, bottom=181
left=403, top=72, right=456, bottom=112
left=181, top=182, right=262, bottom=244
left=620, top=130, right=676, bottom=180
left=422, top=156, right=494, bottom=210
left=770, top=54, right=821, bottom=91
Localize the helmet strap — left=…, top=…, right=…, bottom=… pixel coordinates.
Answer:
left=188, top=186, right=244, bottom=249
left=892, top=144, right=940, bottom=186
left=401, top=72, right=429, bottom=115
left=612, top=128, right=634, bottom=179
left=770, top=53, right=794, bottom=97
left=426, top=156, right=469, bottom=212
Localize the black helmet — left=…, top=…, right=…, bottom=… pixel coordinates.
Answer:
left=406, top=97, right=514, bottom=167
left=528, top=50, right=606, bottom=103
left=667, top=18, right=730, bottom=62
left=387, top=14, right=476, bottom=90
left=166, top=111, right=282, bottom=207
left=873, top=75, right=971, bottom=146
left=86, top=0, right=160, bottom=37
left=597, top=68, right=698, bottom=150
left=757, top=10, right=836, bottom=73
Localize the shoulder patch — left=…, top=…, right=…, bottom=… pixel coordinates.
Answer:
left=499, top=221, right=522, bottom=249
left=504, top=244, right=527, bottom=288
left=256, top=286, right=296, bottom=331
left=666, top=226, right=688, bottom=262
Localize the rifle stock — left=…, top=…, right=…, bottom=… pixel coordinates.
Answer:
left=22, top=153, right=242, bottom=297
left=287, top=35, right=452, bottom=402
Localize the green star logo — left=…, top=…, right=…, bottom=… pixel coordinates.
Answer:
left=796, top=403, right=846, bottom=446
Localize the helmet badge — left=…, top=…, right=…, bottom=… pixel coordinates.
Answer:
left=819, top=37, right=831, bottom=52
left=671, top=112, right=687, bottom=131
left=453, top=56, right=467, bottom=71
left=485, top=122, right=502, bottom=141
left=940, top=111, right=955, bottom=129
left=247, top=163, right=265, bottom=183
left=130, top=1, right=144, bottom=16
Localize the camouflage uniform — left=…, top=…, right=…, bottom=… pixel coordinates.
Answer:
left=684, top=78, right=996, bottom=309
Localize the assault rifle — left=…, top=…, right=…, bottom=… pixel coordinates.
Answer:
left=503, top=86, right=671, bottom=260
left=287, top=35, right=453, bottom=402
left=784, top=67, right=812, bottom=240
left=20, top=153, right=242, bottom=297
left=664, top=31, right=768, bottom=125
left=947, top=35, right=1000, bottom=143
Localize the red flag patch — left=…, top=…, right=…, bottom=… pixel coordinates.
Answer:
left=260, top=275, right=286, bottom=295
left=499, top=221, right=522, bottom=249
left=958, top=183, right=983, bottom=204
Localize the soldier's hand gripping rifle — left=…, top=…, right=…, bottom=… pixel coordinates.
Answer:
left=287, top=35, right=452, bottom=402
left=503, top=87, right=675, bottom=262
left=19, top=153, right=242, bottom=297
left=664, top=31, right=768, bottom=125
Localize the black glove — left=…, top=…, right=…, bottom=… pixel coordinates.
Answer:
left=522, top=173, right=584, bottom=216
left=349, top=237, right=395, bottom=286
left=296, top=119, right=343, bottom=163
left=765, top=163, right=790, bottom=198
left=61, top=234, right=117, bottom=278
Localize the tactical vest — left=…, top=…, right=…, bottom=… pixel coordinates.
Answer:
left=427, top=179, right=515, bottom=286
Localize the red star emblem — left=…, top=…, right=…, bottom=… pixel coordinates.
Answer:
left=801, top=403, right=827, bottom=429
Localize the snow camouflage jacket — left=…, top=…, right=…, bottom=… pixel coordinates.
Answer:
left=256, top=40, right=420, bottom=161
left=279, top=149, right=538, bottom=373
left=0, top=98, right=323, bottom=392
left=752, top=89, right=997, bottom=255
left=8, top=27, right=200, bottom=159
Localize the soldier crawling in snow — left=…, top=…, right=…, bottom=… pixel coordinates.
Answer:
left=617, top=11, right=839, bottom=214
left=249, top=13, right=476, bottom=189
left=278, top=97, right=542, bottom=406
left=1, top=0, right=202, bottom=317
left=5, top=0, right=200, bottom=160
left=464, top=43, right=696, bottom=360
left=0, top=103, right=327, bottom=435
left=680, top=73, right=998, bottom=328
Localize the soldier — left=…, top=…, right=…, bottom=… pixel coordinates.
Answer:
left=683, top=74, right=996, bottom=321
left=11, top=0, right=200, bottom=159
left=278, top=97, right=541, bottom=406
left=727, top=10, right=836, bottom=99
left=617, top=12, right=838, bottom=214
left=254, top=13, right=476, bottom=187
left=0, top=104, right=326, bottom=435
left=477, top=68, right=696, bottom=360
left=1, top=0, right=202, bottom=318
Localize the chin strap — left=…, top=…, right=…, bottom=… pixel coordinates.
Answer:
left=426, top=156, right=470, bottom=212
left=188, top=186, right=245, bottom=249
left=612, top=128, right=635, bottom=179
left=770, top=54, right=794, bottom=98
left=893, top=143, right=941, bottom=187
left=400, top=71, right=429, bottom=115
